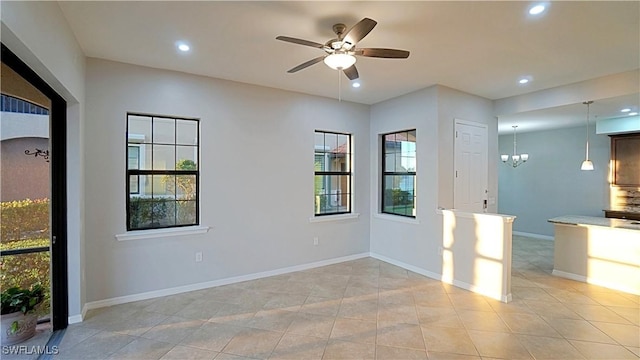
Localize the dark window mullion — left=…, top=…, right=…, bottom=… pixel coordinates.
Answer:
left=126, top=117, right=130, bottom=229
left=150, top=117, right=155, bottom=225
left=173, top=118, right=177, bottom=224
left=148, top=142, right=176, bottom=146
left=129, top=170, right=197, bottom=176
left=383, top=172, right=417, bottom=176
left=194, top=165, right=200, bottom=225
left=315, top=171, right=351, bottom=176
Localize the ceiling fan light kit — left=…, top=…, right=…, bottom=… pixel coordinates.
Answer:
left=276, top=17, right=410, bottom=81
left=323, top=53, right=356, bottom=70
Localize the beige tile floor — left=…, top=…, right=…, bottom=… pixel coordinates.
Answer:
left=21, top=236, right=640, bottom=359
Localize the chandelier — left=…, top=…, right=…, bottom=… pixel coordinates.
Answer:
left=501, top=125, right=528, bottom=167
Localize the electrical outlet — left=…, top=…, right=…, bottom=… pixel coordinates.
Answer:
left=195, top=252, right=203, bottom=262
left=313, top=237, right=319, bottom=246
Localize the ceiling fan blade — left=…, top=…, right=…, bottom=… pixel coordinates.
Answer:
left=287, top=56, right=325, bottom=73
left=276, top=36, right=326, bottom=49
left=355, top=48, right=410, bottom=58
left=343, top=65, right=359, bottom=80
left=343, top=18, right=377, bottom=47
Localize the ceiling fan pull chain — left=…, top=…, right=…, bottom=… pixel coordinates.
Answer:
left=338, top=69, right=342, bottom=102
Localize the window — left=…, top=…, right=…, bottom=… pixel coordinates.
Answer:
left=382, top=130, right=416, bottom=217
left=314, top=131, right=351, bottom=215
left=0, top=94, right=49, bottom=115
left=126, top=114, right=199, bottom=230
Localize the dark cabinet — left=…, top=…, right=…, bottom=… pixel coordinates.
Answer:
left=611, top=134, right=640, bottom=186
left=604, top=210, right=640, bottom=221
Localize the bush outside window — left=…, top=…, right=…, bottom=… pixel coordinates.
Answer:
left=127, top=114, right=199, bottom=230
left=314, top=131, right=352, bottom=215
left=382, top=130, right=416, bottom=217
left=1, top=198, right=51, bottom=317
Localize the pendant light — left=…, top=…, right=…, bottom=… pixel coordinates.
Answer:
left=581, top=101, right=594, bottom=171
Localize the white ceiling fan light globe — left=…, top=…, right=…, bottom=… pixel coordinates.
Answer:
left=324, top=53, right=356, bottom=70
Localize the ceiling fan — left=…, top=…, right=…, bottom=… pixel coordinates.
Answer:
left=276, top=18, right=410, bottom=80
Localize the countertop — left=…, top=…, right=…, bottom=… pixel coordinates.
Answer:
left=548, top=215, right=640, bottom=231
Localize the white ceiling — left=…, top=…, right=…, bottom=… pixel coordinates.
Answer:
left=57, top=1, right=639, bottom=133
left=497, top=93, right=640, bottom=134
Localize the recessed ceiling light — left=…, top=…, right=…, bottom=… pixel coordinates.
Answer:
left=620, top=108, right=631, bottom=113
left=177, top=42, right=190, bottom=52
left=629, top=112, right=639, bottom=116
left=352, top=82, right=361, bottom=88
left=529, top=4, right=546, bottom=15
left=519, top=78, right=529, bottom=84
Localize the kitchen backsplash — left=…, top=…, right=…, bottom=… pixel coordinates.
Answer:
left=611, top=187, right=640, bottom=213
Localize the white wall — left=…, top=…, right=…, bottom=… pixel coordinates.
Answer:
left=498, top=125, right=610, bottom=237
left=84, top=58, right=370, bottom=303
left=369, top=85, right=498, bottom=277
left=1, top=1, right=86, bottom=321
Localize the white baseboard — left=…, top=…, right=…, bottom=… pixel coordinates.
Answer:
left=370, top=252, right=511, bottom=303
left=79, top=252, right=369, bottom=320
left=513, top=231, right=554, bottom=241
left=552, top=269, right=640, bottom=295
left=370, top=252, right=442, bottom=281
left=68, top=314, right=83, bottom=324
left=551, top=269, right=586, bottom=282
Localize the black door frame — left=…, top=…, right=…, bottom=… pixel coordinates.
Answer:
left=1, top=43, right=68, bottom=330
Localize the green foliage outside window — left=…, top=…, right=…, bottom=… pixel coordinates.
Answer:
left=1, top=199, right=49, bottom=242
left=128, top=197, right=170, bottom=229
left=1, top=283, right=45, bottom=315
left=1, top=199, right=51, bottom=317
left=162, top=159, right=197, bottom=200
left=384, top=188, right=413, bottom=206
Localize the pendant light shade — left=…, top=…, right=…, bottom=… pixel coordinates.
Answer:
left=581, top=101, right=594, bottom=171
left=581, top=160, right=594, bottom=171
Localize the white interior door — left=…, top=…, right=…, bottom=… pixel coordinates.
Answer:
left=454, top=120, right=488, bottom=212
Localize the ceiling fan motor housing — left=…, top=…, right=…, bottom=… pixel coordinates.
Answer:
left=332, top=23, right=347, bottom=38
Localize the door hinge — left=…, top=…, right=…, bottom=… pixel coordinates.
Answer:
left=455, top=171, right=458, bottom=178
left=52, top=235, right=57, bottom=245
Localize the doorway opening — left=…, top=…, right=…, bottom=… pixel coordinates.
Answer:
left=1, top=44, right=68, bottom=338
